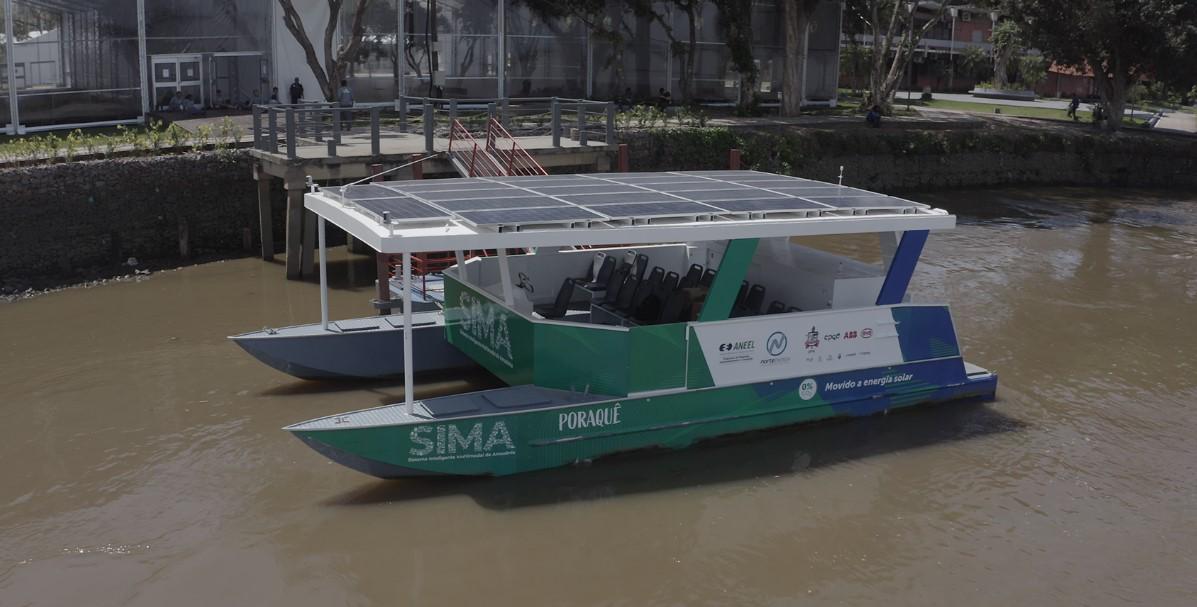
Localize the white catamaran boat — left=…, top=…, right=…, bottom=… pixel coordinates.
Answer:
left=234, top=170, right=998, bottom=477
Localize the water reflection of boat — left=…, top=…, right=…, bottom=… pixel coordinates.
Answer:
left=248, top=170, right=998, bottom=477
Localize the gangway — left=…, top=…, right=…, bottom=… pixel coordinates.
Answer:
left=447, top=118, right=547, bottom=178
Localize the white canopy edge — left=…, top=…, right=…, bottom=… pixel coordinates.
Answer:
left=305, top=192, right=956, bottom=254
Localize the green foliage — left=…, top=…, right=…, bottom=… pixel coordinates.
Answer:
left=1018, top=54, right=1047, bottom=89
left=958, top=47, right=993, bottom=82
left=0, top=118, right=248, bottom=167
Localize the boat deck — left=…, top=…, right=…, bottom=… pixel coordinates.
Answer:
left=285, top=385, right=612, bottom=431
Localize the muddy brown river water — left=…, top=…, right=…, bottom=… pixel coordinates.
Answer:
left=2, top=187, right=1196, bottom=606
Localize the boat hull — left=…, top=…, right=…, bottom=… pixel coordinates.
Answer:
left=230, top=312, right=476, bottom=380
left=287, top=357, right=997, bottom=477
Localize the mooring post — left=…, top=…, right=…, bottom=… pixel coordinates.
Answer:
left=423, top=99, right=434, bottom=152
left=617, top=143, right=629, bottom=172
left=487, top=102, right=496, bottom=123
left=376, top=253, right=393, bottom=315
left=267, top=109, right=279, bottom=153
left=412, top=156, right=424, bottom=180
left=370, top=107, right=381, bottom=156
left=332, top=106, right=342, bottom=146
left=301, top=208, right=317, bottom=278
left=577, top=103, right=587, bottom=145
left=449, top=98, right=458, bottom=124
left=499, top=98, right=509, bottom=129
left=254, top=165, right=274, bottom=260
left=551, top=97, right=561, bottom=147
left=252, top=106, right=262, bottom=150
left=285, top=108, right=296, bottom=159
left=605, top=102, right=616, bottom=145
left=177, top=217, right=191, bottom=259
left=729, top=148, right=741, bottom=170
left=283, top=173, right=305, bottom=279
left=398, top=97, right=408, bottom=133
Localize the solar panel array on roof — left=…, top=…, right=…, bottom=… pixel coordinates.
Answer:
left=323, top=171, right=926, bottom=228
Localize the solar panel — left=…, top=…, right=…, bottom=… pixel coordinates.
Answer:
left=487, top=175, right=598, bottom=186
left=327, top=184, right=400, bottom=200
left=457, top=206, right=605, bottom=226
left=384, top=181, right=513, bottom=194
left=355, top=197, right=452, bottom=222
left=526, top=184, right=643, bottom=196
left=322, top=171, right=932, bottom=230
left=665, top=188, right=764, bottom=202
left=558, top=192, right=686, bottom=206
left=431, top=196, right=570, bottom=211
left=415, top=187, right=534, bottom=201
left=726, top=179, right=824, bottom=189
left=602, top=175, right=714, bottom=185
left=708, top=198, right=830, bottom=213
left=583, top=201, right=718, bottom=219
left=803, top=195, right=919, bottom=209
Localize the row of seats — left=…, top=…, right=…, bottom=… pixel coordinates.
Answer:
left=535, top=251, right=797, bottom=324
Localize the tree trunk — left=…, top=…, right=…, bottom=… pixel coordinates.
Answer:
left=782, top=1, right=813, bottom=116
left=993, top=47, right=1013, bottom=89
left=682, top=3, right=698, bottom=103
left=276, top=0, right=374, bottom=101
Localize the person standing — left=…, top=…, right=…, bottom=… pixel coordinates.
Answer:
left=337, top=79, right=355, bottom=131
left=288, top=77, right=304, bottom=105
left=1067, top=94, right=1080, bottom=120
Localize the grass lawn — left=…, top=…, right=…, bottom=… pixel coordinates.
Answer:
left=919, top=98, right=1092, bottom=122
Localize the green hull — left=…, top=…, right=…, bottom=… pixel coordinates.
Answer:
left=289, top=360, right=998, bottom=477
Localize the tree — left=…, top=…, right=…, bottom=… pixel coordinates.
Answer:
left=958, top=46, right=992, bottom=83
left=846, top=0, right=952, bottom=114
left=277, top=0, right=374, bottom=101
left=989, top=19, right=1021, bottom=89
left=712, top=0, right=758, bottom=110
left=781, top=0, right=822, bottom=116
left=1018, top=54, right=1047, bottom=91
left=1006, top=0, right=1197, bottom=131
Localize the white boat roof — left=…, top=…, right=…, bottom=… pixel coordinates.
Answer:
left=305, top=170, right=954, bottom=253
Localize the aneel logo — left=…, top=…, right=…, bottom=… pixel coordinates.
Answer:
left=861, top=327, right=873, bottom=339
left=766, top=331, right=788, bottom=356
left=719, top=340, right=755, bottom=352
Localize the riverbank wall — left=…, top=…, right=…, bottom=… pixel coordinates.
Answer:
left=3, top=126, right=1196, bottom=294
left=621, top=125, right=1197, bottom=192
left=0, top=152, right=281, bottom=293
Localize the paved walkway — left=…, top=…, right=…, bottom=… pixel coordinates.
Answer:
left=932, top=91, right=1072, bottom=110
left=1154, top=110, right=1197, bottom=134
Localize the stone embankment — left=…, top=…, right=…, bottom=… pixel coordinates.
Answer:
left=0, top=152, right=281, bottom=294
left=3, top=124, right=1196, bottom=294
left=622, top=124, right=1197, bottom=192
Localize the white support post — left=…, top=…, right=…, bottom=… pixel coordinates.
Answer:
left=497, top=247, right=515, bottom=306
left=137, top=0, right=149, bottom=119
left=402, top=251, right=415, bottom=414
left=496, top=0, right=506, bottom=98
left=454, top=249, right=467, bottom=283
left=318, top=216, right=329, bottom=331
left=5, top=0, right=19, bottom=134
left=880, top=231, right=901, bottom=272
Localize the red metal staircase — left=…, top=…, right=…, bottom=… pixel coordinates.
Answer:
left=447, top=118, right=548, bottom=178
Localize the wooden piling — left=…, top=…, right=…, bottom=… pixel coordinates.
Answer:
left=283, top=174, right=305, bottom=279
left=376, top=252, right=393, bottom=315
left=729, top=148, right=741, bottom=170
left=300, top=209, right=316, bottom=278
left=177, top=217, right=191, bottom=259
left=254, top=166, right=274, bottom=260
left=617, top=144, right=629, bottom=172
